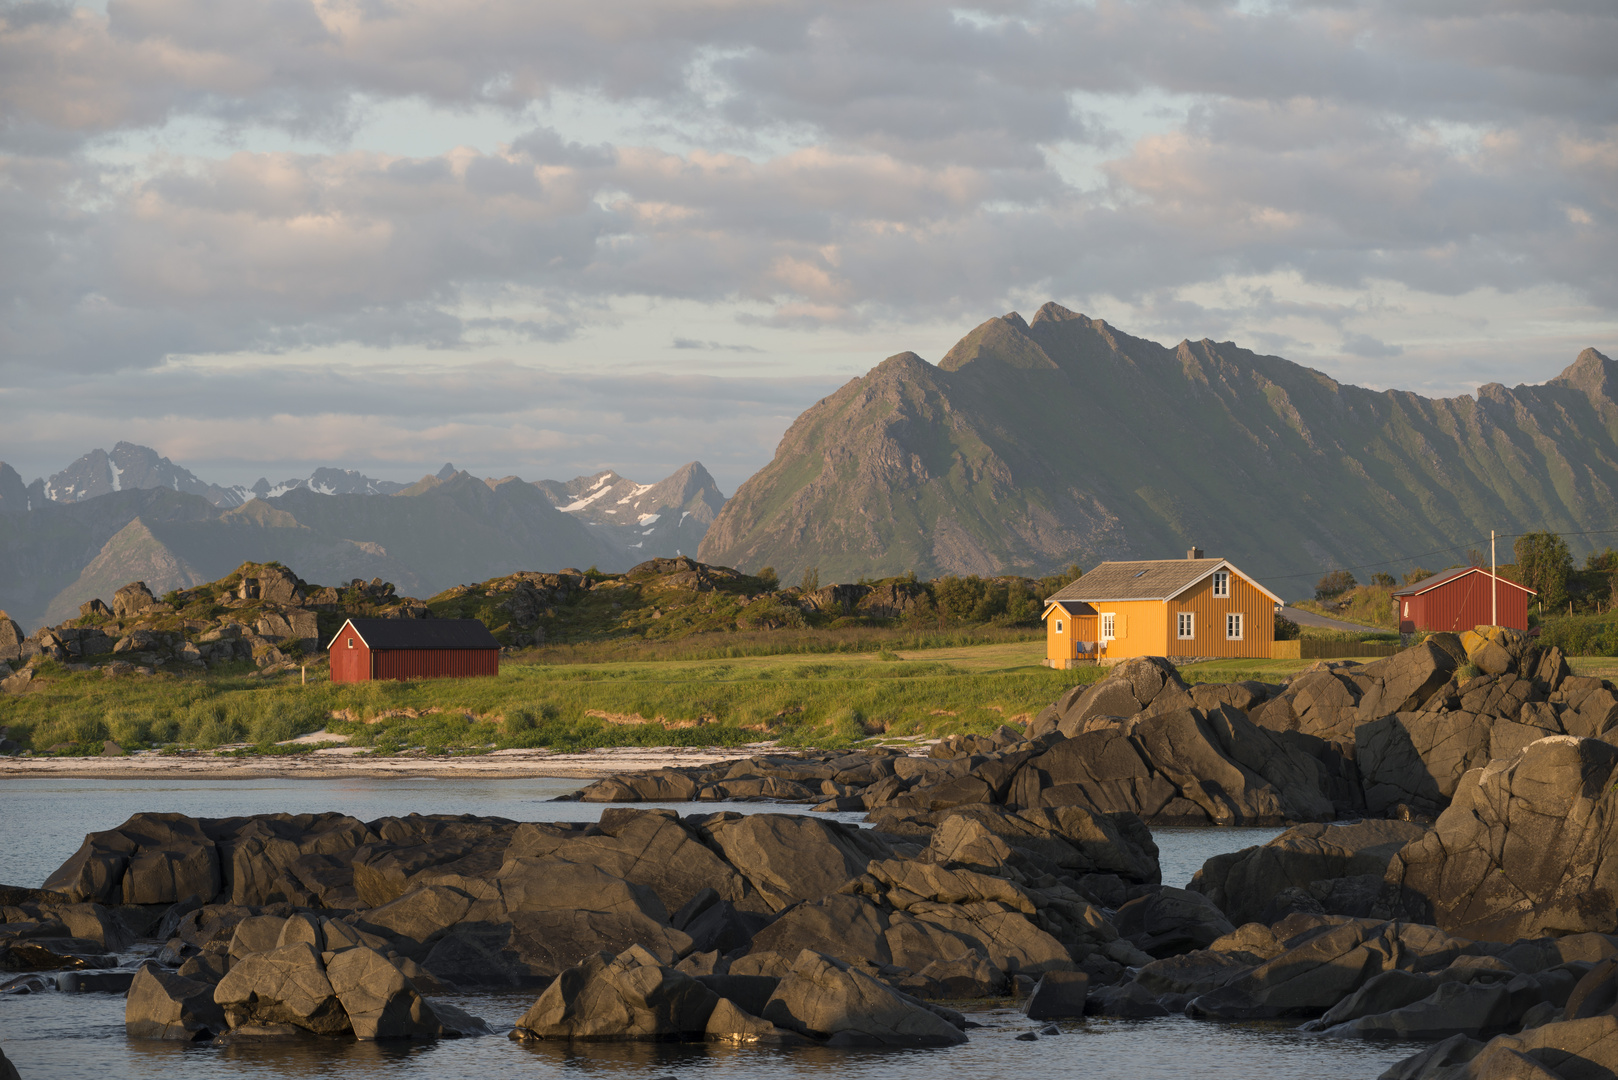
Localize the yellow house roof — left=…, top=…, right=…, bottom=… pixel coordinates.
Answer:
left=1046, top=558, right=1283, bottom=606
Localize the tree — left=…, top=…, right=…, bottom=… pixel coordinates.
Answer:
left=799, top=567, right=820, bottom=593
left=1315, top=570, right=1357, bottom=601
left=755, top=566, right=779, bottom=591
left=1403, top=567, right=1432, bottom=585
left=1514, top=532, right=1572, bottom=612
left=1370, top=572, right=1397, bottom=589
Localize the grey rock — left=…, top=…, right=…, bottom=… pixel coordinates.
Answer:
left=760, top=950, right=967, bottom=1047
left=1021, top=970, right=1089, bottom=1019
left=511, top=945, right=719, bottom=1041
left=125, top=964, right=227, bottom=1040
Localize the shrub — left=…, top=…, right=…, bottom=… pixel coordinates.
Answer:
left=1274, top=613, right=1301, bottom=641
left=1315, top=570, right=1358, bottom=600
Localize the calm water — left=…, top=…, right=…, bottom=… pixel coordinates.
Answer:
left=0, top=778, right=1393, bottom=1080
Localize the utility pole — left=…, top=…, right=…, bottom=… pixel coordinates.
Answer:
left=1491, top=530, right=1497, bottom=627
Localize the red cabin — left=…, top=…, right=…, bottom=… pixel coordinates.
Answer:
left=328, top=618, right=501, bottom=683
left=1392, top=567, right=1536, bottom=635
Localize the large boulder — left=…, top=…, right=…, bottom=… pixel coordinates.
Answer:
left=326, top=946, right=454, bottom=1040
left=1187, top=918, right=1474, bottom=1020
left=1357, top=712, right=1494, bottom=817
left=112, top=581, right=157, bottom=617
left=511, top=945, right=720, bottom=1040
left=1190, top=820, right=1429, bottom=926
left=213, top=942, right=350, bottom=1035
left=125, top=964, right=227, bottom=1040
left=0, top=1041, right=15, bottom=1080
left=1382, top=1014, right=1618, bottom=1080
left=760, top=950, right=967, bottom=1047
left=1112, top=887, right=1236, bottom=958
left=506, top=810, right=757, bottom=915
left=701, top=814, right=891, bottom=911
left=1387, top=736, right=1618, bottom=942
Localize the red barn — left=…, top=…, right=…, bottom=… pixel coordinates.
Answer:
left=328, top=618, right=501, bottom=683
left=1392, top=568, right=1536, bottom=635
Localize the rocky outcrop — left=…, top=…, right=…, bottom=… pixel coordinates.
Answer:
left=1380, top=1013, right=1618, bottom=1079
left=759, top=950, right=967, bottom=1047
left=1190, top=819, right=1429, bottom=926
left=1386, top=736, right=1618, bottom=942
left=511, top=945, right=727, bottom=1041
left=125, top=964, right=227, bottom=1040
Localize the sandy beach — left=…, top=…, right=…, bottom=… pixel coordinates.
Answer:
left=0, top=742, right=783, bottom=781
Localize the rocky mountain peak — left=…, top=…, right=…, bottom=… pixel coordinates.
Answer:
left=0, top=462, right=31, bottom=515
left=1550, top=347, right=1617, bottom=399
left=436, top=462, right=458, bottom=480
left=44, top=442, right=246, bottom=508
left=698, top=304, right=1618, bottom=583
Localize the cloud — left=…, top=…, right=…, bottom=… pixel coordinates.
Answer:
left=0, top=0, right=1614, bottom=475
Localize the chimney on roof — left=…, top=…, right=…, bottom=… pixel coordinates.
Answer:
left=1187, top=547, right=1203, bottom=560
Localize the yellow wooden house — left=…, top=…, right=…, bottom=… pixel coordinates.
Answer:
left=1042, top=549, right=1283, bottom=667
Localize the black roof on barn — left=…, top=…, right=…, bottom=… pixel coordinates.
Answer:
left=1391, top=566, right=1536, bottom=598
left=330, top=617, right=501, bottom=651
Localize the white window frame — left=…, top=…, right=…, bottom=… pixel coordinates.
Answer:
left=1226, top=613, right=1243, bottom=640
left=1101, top=613, right=1116, bottom=640
left=1178, top=612, right=1194, bottom=639
left=1212, top=570, right=1230, bottom=598
left=1054, top=619, right=1064, bottom=634
left=347, top=637, right=356, bottom=649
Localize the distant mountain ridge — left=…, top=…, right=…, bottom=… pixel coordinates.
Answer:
left=699, top=302, right=1618, bottom=584
left=534, top=461, right=725, bottom=557
left=0, top=450, right=731, bottom=631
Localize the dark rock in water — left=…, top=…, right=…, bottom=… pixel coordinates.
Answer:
left=0, top=1041, right=16, bottom=1080
left=1189, top=819, right=1428, bottom=926
left=760, top=950, right=968, bottom=1047
left=1087, top=980, right=1170, bottom=1018
left=327, top=946, right=466, bottom=1040
left=1021, top=971, right=1089, bottom=1020
left=55, top=970, right=135, bottom=993
left=125, top=964, right=227, bottom=1040
left=511, top=945, right=721, bottom=1041
left=1323, top=968, right=1578, bottom=1041
left=214, top=941, right=350, bottom=1036
left=1112, top=887, right=1235, bottom=958
left=702, top=813, right=891, bottom=912
left=1187, top=919, right=1474, bottom=1020
left=1387, top=736, right=1618, bottom=942
left=1377, top=1032, right=1485, bottom=1079
left=1379, top=1014, right=1618, bottom=1079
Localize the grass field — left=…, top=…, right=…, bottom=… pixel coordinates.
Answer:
left=0, top=641, right=1101, bottom=756
left=9, top=636, right=1610, bottom=759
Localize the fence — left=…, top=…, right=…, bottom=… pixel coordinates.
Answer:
left=1271, top=639, right=1401, bottom=660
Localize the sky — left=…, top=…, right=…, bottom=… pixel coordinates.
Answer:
left=2, top=0, right=1615, bottom=494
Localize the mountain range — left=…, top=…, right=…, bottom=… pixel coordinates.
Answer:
left=7, top=303, right=1615, bottom=629
left=699, top=303, right=1618, bottom=586
left=0, top=452, right=728, bottom=632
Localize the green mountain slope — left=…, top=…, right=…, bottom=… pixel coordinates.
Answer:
left=698, top=303, right=1618, bottom=588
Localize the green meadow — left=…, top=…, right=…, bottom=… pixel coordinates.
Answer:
left=1, top=640, right=1100, bottom=756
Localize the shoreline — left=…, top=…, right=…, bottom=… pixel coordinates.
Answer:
left=0, top=743, right=778, bottom=781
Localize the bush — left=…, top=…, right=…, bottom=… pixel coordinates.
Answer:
left=1274, top=613, right=1301, bottom=641
left=1315, top=570, right=1358, bottom=600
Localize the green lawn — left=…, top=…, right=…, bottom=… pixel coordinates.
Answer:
left=0, top=643, right=1100, bottom=756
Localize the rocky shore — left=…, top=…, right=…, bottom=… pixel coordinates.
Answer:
left=7, top=627, right=1618, bottom=1076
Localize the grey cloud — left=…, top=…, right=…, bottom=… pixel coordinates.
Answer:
left=1341, top=332, right=1404, bottom=359
left=671, top=338, right=763, bottom=352
left=0, top=0, right=1612, bottom=399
